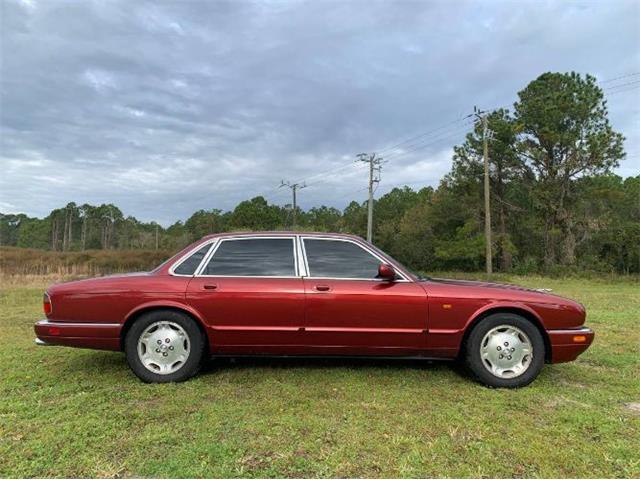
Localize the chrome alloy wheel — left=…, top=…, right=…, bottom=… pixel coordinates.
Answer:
left=137, top=321, right=190, bottom=375
left=480, top=324, right=533, bottom=379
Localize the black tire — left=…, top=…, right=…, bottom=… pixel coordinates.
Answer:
left=125, top=310, right=206, bottom=383
left=464, top=313, right=545, bottom=388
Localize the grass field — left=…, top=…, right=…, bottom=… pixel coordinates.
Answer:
left=1, top=274, right=639, bottom=478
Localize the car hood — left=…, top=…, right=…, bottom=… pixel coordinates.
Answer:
left=425, top=277, right=544, bottom=293
left=422, top=277, right=579, bottom=304
left=422, top=277, right=586, bottom=328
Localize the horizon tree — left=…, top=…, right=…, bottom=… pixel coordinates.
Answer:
left=514, top=71, right=625, bottom=266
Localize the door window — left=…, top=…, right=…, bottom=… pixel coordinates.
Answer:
left=173, top=243, right=212, bottom=275
left=202, top=238, right=296, bottom=277
left=303, top=239, right=381, bottom=279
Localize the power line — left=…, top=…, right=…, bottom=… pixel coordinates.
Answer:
left=598, top=72, right=640, bottom=84
left=383, top=121, right=475, bottom=158
left=303, top=162, right=368, bottom=188
left=382, top=121, right=476, bottom=162
left=261, top=73, right=638, bottom=210
left=278, top=74, right=639, bottom=205
left=364, top=71, right=639, bottom=166
left=605, top=85, right=640, bottom=96
left=376, top=114, right=474, bottom=156
left=258, top=161, right=373, bottom=205
left=374, top=112, right=508, bottom=162
left=603, top=80, right=640, bottom=91
left=292, top=161, right=364, bottom=186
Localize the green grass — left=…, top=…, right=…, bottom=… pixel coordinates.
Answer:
left=1, top=275, right=639, bottom=478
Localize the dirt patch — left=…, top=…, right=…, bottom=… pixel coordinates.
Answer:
left=546, top=395, right=592, bottom=409
left=624, top=402, right=640, bottom=415
left=557, top=378, right=588, bottom=389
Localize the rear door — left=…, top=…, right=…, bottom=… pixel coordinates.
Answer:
left=186, top=236, right=306, bottom=354
left=301, top=237, right=428, bottom=355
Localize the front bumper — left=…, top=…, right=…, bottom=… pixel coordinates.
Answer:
left=547, top=326, right=595, bottom=363
left=34, top=319, right=122, bottom=351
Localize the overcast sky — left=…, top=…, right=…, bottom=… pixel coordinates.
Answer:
left=1, top=0, right=639, bottom=226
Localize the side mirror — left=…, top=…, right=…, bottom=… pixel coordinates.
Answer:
left=378, top=263, right=396, bottom=281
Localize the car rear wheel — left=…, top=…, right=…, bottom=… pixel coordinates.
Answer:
left=464, top=313, right=545, bottom=388
left=125, top=310, right=205, bottom=383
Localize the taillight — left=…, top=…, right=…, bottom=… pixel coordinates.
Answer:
left=43, top=292, right=52, bottom=315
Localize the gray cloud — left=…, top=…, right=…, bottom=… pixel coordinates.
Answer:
left=1, top=0, right=639, bottom=225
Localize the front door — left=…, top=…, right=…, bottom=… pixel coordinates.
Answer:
left=301, top=237, right=428, bottom=355
left=186, top=236, right=305, bottom=354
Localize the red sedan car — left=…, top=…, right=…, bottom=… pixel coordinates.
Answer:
left=34, top=232, right=594, bottom=387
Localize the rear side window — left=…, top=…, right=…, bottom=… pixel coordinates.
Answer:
left=202, top=238, right=295, bottom=276
left=303, top=239, right=381, bottom=279
left=173, top=244, right=211, bottom=275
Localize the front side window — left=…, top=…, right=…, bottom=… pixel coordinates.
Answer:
left=202, top=238, right=295, bottom=276
left=173, top=243, right=212, bottom=275
left=303, top=239, right=382, bottom=279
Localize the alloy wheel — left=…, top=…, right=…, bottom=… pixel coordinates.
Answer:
left=480, top=324, right=533, bottom=379
left=137, top=321, right=190, bottom=375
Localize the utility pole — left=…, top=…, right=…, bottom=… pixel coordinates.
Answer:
left=279, top=180, right=307, bottom=228
left=356, top=152, right=383, bottom=243
left=474, top=107, right=494, bottom=277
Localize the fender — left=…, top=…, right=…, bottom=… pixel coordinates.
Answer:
left=120, top=300, right=210, bottom=352
left=426, top=300, right=546, bottom=357
left=457, top=300, right=551, bottom=362
left=124, top=300, right=207, bottom=326
left=463, top=301, right=544, bottom=331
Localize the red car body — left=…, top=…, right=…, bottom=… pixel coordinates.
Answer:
left=34, top=232, right=594, bottom=365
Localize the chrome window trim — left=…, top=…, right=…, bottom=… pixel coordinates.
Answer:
left=295, top=235, right=308, bottom=277
left=169, top=239, right=217, bottom=277
left=196, top=235, right=299, bottom=278
left=299, top=235, right=310, bottom=276
left=194, top=238, right=220, bottom=276
left=300, top=236, right=411, bottom=282
left=172, top=234, right=413, bottom=281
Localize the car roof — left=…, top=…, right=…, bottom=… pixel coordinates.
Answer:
left=201, top=231, right=365, bottom=241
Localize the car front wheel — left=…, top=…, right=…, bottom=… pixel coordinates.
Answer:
left=464, top=313, right=545, bottom=388
left=125, top=310, right=205, bottom=383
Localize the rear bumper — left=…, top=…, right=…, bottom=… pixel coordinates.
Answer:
left=547, top=326, right=594, bottom=363
left=34, top=319, right=122, bottom=351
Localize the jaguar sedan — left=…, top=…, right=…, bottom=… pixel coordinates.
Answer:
left=34, top=232, right=594, bottom=387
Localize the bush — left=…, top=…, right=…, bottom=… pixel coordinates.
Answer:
left=0, top=247, right=173, bottom=277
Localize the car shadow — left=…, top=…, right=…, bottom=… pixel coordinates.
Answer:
left=64, top=350, right=128, bottom=374
left=201, top=355, right=466, bottom=377
left=62, top=350, right=469, bottom=382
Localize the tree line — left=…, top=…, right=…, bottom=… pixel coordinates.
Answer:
left=1, top=72, right=638, bottom=274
